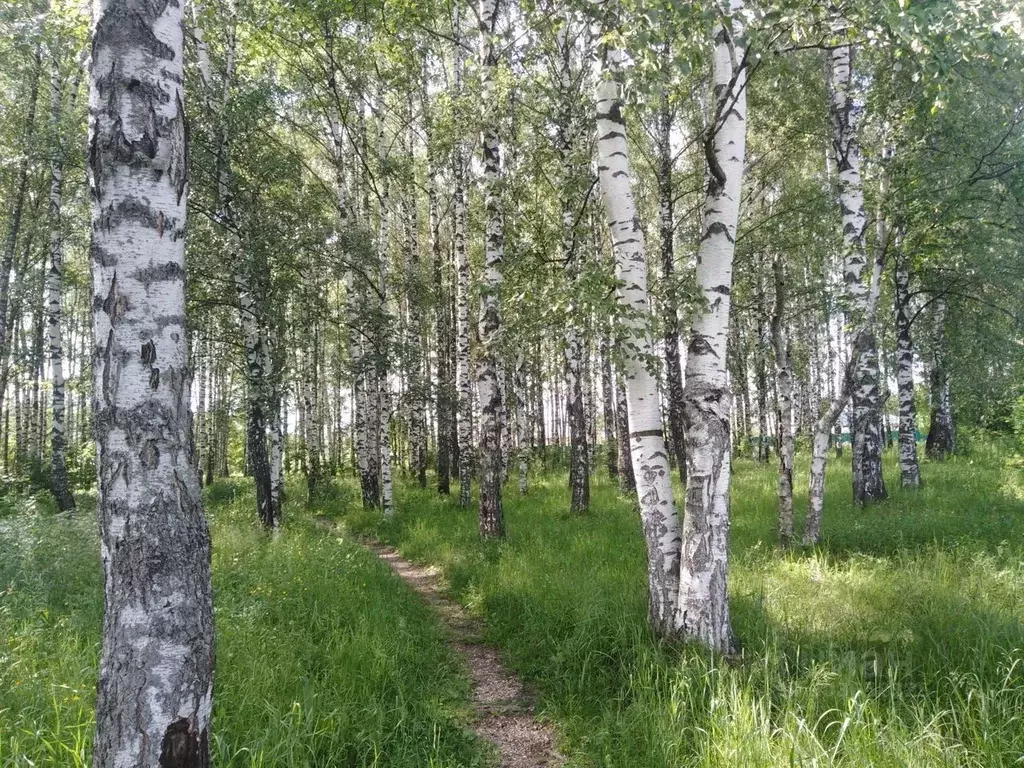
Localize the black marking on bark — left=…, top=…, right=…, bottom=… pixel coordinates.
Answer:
left=142, top=340, right=157, bottom=365
left=702, top=221, right=733, bottom=243
left=134, top=261, right=185, bottom=287
left=101, top=274, right=128, bottom=324
left=688, top=333, right=718, bottom=358
left=159, top=717, right=206, bottom=768
left=91, top=242, right=118, bottom=267
left=149, top=367, right=160, bottom=390
left=140, top=440, right=159, bottom=469
left=631, top=429, right=664, bottom=439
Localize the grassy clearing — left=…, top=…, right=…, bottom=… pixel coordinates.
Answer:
left=0, top=481, right=489, bottom=768
left=345, top=451, right=1024, bottom=767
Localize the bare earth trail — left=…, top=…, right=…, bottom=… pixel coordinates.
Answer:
left=365, top=540, right=564, bottom=768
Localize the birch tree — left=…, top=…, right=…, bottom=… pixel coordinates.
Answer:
left=676, top=0, right=747, bottom=653
left=893, top=241, right=922, bottom=486
left=45, top=44, right=79, bottom=512
left=771, top=254, right=794, bottom=543
left=594, top=8, right=680, bottom=636
left=89, top=0, right=214, bottom=761
left=476, top=0, right=507, bottom=538
left=827, top=38, right=887, bottom=504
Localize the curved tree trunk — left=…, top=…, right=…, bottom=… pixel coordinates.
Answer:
left=676, top=0, right=746, bottom=654
left=89, top=0, right=214, bottom=761
left=595, top=21, right=680, bottom=635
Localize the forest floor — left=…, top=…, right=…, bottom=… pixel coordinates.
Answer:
left=2, top=446, right=1024, bottom=767
left=364, top=539, right=563, bottom=767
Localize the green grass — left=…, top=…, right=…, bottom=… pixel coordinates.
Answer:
left=3, top=451, right=1022, bottom=767
left=0, top=481, right=489, bottom=767
left=344, top=450, right=1024, bottom=767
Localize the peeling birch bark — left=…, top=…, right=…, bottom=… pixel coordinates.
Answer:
left=476, top=0, right=507, bottom=538
left=595, top=12, right=680, bottom=635
left=676, top=0, right=747, bottom=653
left=89, top=0, right=214, bottom=762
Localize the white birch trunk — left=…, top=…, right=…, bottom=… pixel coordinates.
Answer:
left=595, top=21, right=680, bottom=635
left=476, top=0, right=506, bottom=538
left=454, top=9, right=474, bottom=508
left=89, top=0, right=213, bottom=761
left=676, top=1, right=747, bottom=653
left=771, top=255, right=794, bottom=543
left=828, top=41, right=886, bottom=503
left=893, top=248, right=921, bottom=487
left=514, top=349, right=530, bottom=493
left=46, top=49, right=77, bottom=512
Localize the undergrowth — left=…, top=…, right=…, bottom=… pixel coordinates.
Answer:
left=346, top=452, right=1024, bottom=767
left=0, top=482, right=487, bottom=767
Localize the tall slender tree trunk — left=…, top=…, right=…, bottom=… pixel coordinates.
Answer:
left=454, top=12, right=474, bottom=508
left=926, top=297, right=954, bottom=459
left=475, top=0, right=507, bottom=538
left=614, top=373, right=634, bottom=491
left=514, top=350, right=530, bottom=493
left=595, top=20, right=679, bottom=635
left=46, top=49, right=78, bottom=512
left=556, top=21, right=589, bottom=514
left=657, top=80, right=687, bottom=484
left=600, top=332, right=618, bottom=478
left=675, top=0, right=746, bottom=653
left=0, top=46, right=42, bottom=418
left=427, top=109, right=452, bottom=493
left=828, top=41, right=886, bottom=503
left=771, top=255, right=794, bottom=544
left=893, top=249, right=921, bottom=486
left=89, top=0, right=213, bottom=761
left=804, top=382, right=849, bottom=545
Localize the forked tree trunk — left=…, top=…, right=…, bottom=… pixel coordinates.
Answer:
left=595, top=21, right=679, bottom=635
left=89, top=0, right=213, bottom=762
left=893, top=250, right=921, bottom=486
left=475, top=0, right=507, bottom=538
left=676, top=0, right=746, bottom=653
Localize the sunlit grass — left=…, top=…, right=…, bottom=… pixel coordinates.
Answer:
left=347, top=450, right=1024, bottom=767
left=0, top=481, right=488, bottom=767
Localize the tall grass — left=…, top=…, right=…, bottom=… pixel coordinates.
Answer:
left=0, top=482, right=488, bottom=767
left=347, top=452, right=1024, bottom=767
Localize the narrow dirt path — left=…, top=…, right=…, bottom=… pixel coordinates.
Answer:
left=365, top=541, right=564, bottom=768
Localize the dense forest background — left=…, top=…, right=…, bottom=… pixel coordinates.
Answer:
left=1, top=0, right=1024, bottom=765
